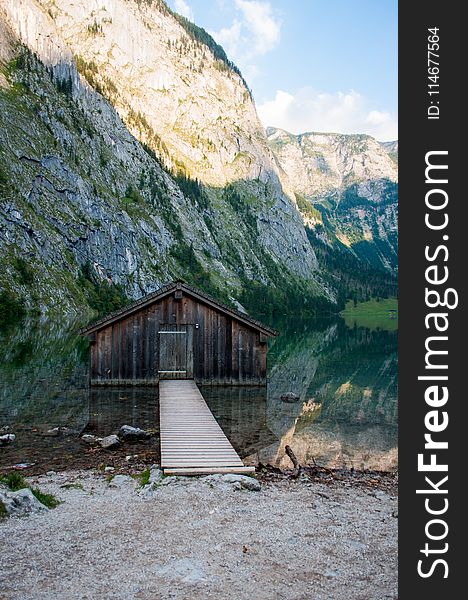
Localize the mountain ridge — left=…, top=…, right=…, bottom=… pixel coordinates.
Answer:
left=0, top=0, right=397, bottom=322
left=0, top=0, right=328, bottom=320
left=266, top=126, right=398, bottom=274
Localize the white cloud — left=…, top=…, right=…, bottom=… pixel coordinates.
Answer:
left=209, top=0, right=281, bottom=82
left=366, top=110, right=392, bottom=126
left=174, top=0, right=194, bottom=21
left=235, top=0, right=281, bottom=56
left=213, top=19, right=242, bottom=57
left=257, top=88, right=398, bottom=141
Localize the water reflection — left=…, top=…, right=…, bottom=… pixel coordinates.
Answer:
left=201, top=387, right=276, bottom=458
left=204, top=319, right=397, bottom=471
left=0, top=315, right=397, bottom=471
left=85, top=388, right=158, bottom=437
left=0, top=318, right=89, bottom=432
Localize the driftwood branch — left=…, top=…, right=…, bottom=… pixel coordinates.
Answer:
left=309, top=455, right=334, bottom=475
left=285, top=445, right=301, bottom=477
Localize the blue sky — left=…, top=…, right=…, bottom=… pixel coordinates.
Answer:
left=170, top=0, right=398, bottom=141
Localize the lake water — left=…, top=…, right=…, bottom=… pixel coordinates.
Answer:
left=0, top=315, right=397, bottom=472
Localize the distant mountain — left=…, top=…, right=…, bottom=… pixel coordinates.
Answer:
left=267, top=127, right=398, bottom=274
left=380, top=140, right=398, bottom=154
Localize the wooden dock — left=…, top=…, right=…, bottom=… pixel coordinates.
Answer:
left=159, top=380, right=255, bottom=475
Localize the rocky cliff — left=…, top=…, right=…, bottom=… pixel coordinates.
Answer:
left=267, top=127, right=398, bottom=273
left=0, top=0, right=325, bottom=319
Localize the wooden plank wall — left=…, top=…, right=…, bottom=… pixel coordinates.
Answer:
left=90, top=294, right=268, bottom=385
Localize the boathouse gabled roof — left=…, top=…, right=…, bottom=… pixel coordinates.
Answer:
left=80, top=280, right=278, bottom=336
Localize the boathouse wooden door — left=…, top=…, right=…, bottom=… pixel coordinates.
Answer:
left=158, top=324, right=193, bottom=379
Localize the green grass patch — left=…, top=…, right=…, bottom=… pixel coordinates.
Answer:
left=0, top=472, right=26, bottom=491
left=78, top=262, right=130, bottom=318
left=123, top=184, right=144, bottom=204
left=295, top=193, right=323, bottom=223
left=139, top=468, right=151, bottom=487
left=341, top=298, right=398, bottom=331
left=0, top=472, right=60, bottom=509
left=5, top=53, right=27, bottom=75
left=173, top=172, right=209, bottom=209
left=31, top=488, right=61, bottom=508
left=60, top=483, right=84, bottom=490
left=0, top=163, right=9, bottom=189
left=342, top=297, right=398, bottom=315
left=12, top=256, right=35, bottom=285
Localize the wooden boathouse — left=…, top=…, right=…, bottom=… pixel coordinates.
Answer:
left=81, top=280, right=277, bottom=386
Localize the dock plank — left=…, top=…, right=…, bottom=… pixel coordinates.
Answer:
left=159, top=380, right=254, bottom=475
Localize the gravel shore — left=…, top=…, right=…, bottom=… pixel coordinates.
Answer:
left=0, top=470, right=397, bottom=599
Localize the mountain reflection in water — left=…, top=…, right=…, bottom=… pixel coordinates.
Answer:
left=0, top=316, right=397, bottom=471
left=204, top=318, right=397, bottom=471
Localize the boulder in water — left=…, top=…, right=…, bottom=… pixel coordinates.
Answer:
left=281, top=392, right=300, bottom=403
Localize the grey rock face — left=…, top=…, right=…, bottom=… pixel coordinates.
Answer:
left=100, top=434, right=121, bottom=450
left=0, top=487, right=49, bottom=517
left=119, top=425, right=150, bottom=441
left=139, top=484, right=156, bottom=499
left=203, top=473, right=261, bottom=491
left=45, top=427, right=77, bottom=437
left=80, top=434, right=102, bottom=446
left=267, top=128, right=397, bottom=199
left=154, top=558, right=210, bottom=585
left=108, top=474, right=135, bottom=488
left=148, top=465, right=163, bottom=485
left=139, top=466, right=164, bottom=498
left=0, top=0, right=329, bottom=317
